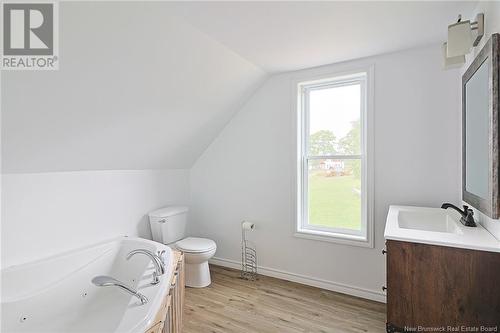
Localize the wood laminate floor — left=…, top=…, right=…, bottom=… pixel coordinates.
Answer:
left=183, top=265, right=386, bottom=333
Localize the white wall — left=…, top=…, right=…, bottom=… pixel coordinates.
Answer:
left=190, top=44, right=461, bottom=301
left=1, top=2, right=264, bottom=268
left=1, top=169, right=189, bottom=268
left=461, top=1, right=500, bottom=240
left=1, top=2, right=265, bottom=173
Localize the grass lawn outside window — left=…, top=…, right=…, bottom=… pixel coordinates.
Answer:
left=308, top=172, right=361, bottom=230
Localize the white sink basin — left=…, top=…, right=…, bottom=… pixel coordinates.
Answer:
left=397, top=210, right=462, bottom=234
left=385, top=205, right=500, bottom=253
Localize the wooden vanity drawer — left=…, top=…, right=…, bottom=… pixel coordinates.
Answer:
left=386, top=240, right=500, bottom=331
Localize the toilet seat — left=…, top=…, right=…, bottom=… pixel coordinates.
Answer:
left=175, top=237, right=216, bottom=253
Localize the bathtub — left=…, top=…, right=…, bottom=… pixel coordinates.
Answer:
left=1, top=237, right=174, bottom=333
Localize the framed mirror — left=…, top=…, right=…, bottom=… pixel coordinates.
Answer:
left=462, top=33, right=499, bottom=218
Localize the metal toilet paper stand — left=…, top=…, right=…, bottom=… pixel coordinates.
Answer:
left=241, top=221, right=257, bottom=280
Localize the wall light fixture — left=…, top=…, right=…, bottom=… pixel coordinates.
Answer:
left=447, top=13, right=484, bottom=58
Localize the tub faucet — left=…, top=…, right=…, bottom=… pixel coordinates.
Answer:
left=441, top=203, right=477, bottom=227
left=126, top=249, right=165, bottom=285
left=91, top=275, right=148, bottom=305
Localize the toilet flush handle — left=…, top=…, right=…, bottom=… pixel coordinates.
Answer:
left=158, top=219, right=166, bottom=223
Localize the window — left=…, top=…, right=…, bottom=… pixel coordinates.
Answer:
left=295, top=69, right=373, bottom=247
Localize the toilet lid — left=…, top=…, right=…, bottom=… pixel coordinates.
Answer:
left=175, top=237, right=216, bottom=253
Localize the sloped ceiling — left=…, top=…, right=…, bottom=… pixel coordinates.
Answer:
left=166, top=1, right=477, bottom=73
left=2, top=1, right=476, bottom=173
left=1, top=2, right=266, bottom=173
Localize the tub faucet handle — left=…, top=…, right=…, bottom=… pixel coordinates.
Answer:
left=126, top=249, right=165, bottom=285
left=157, top=250, right=166, bottom=264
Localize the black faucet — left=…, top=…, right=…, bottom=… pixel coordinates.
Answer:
left=441, top=203, right=477, bottom=227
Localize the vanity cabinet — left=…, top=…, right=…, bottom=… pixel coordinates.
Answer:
left=166, top=251, right=185, bottom=333
left=145, top=251, right=185, bottom=333
left=386, top=240, right=500, bottom=332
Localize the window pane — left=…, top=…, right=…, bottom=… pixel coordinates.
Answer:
left=308, top=84, right=361, bottom=156
left=308, top=159, right=361, bottom=230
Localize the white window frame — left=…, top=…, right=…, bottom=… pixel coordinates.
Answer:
left=293, top=66, right=374, bottom=248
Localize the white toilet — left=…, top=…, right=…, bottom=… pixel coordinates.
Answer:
left=149, top=206, right=216, bottom=288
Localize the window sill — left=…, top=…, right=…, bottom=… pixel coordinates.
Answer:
left=294, top=229, right=374, bottom=248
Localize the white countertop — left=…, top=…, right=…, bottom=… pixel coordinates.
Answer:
left=384, top=205, right=500, bottom=253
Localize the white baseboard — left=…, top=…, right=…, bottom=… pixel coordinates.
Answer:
left=209, top=256, right=386, bottom=303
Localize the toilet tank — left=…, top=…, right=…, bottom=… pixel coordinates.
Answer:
left=149, top=206, right=189, bottom=244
